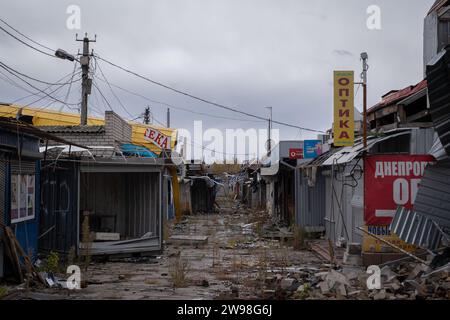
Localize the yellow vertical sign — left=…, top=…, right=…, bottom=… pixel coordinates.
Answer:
left=333, top=71, right=355, bottom=147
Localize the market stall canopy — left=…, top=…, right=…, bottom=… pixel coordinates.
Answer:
left=0, top=105, right=177, bottom=155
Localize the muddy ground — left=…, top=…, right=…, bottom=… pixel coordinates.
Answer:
left=2, top=195, right=449, bottom=300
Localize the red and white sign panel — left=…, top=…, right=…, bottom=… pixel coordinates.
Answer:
left=144, top=128, right=171, bottom=149
left=289, top=148, right=303, bottom=159
left=364, top=155, right=435, bottom=225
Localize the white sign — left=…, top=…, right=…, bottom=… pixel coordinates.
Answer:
left=144, top=128, right=171, bottom=149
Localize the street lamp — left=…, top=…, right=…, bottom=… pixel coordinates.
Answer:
left=54, top=49, right=75, bottom=62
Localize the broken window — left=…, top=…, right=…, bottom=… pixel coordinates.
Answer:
left=438, top=7, right=450, bottom=51
left=10, top=174, right=35, bottom=223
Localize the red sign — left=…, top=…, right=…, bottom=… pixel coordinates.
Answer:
left=144, top=128, right=171, bottom=149
left=289, top=148, right=303, bottom=159
left=364, top=155, right=435, bottom=225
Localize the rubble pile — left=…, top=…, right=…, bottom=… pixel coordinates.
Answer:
left=259, top=261, right=450, bottom=300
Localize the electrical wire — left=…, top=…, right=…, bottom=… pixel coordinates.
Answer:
left=93, top=75, right=265, bottom=123
left=91, top=79, right=113, bottom=111
left=0, top=66, right=82, bottom=118
left=0, top=16, right=324, bottom=133
left=60, top=62, right=80, bottom=111
left=0, top=16, right=324, bottom=134
left=0, top=25, right=56, bottom=58
left=0, top=68, right=38, bottom=96
left=11, top=68, right=81, bottom=104
left=189, top=139, right=254, bottom=157
left=0, top=63, right=80, bottom=107
left=0, top=60, right=80, bottom=86
left=0, top=17, right=55, bottom=52
left=94, top=53, right=326, bottom=133
left=92, top=56, right=136, bottom=120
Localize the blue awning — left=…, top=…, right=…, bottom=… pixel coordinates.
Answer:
left=120, top=143, right=157, bottom=158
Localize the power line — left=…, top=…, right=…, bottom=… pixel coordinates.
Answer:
left=91, top=79, right=113, bottom=111
left=0, top=61, right=80, bottom=86
left=0, top=25, right=56, bottom=58
left=61, top=62, right=80, bottom=110
left=0, top=66, right=81, bottom=112
left=92, top=56, right=136, bottom=120
left=152, top=115, right=167, bottom=127
left=0, top=17, right=55, bottom=52
left=0, top=15, right=324, bottom=133
left=0, top=68, right=38, bottom=96
left=0, top=16, right=324, bottom=133
left=0, top=66, right=82, bottom=118
left=0, top=63, right=80, bottom=107
left=95, top=53, right=325, bottom=133
left=22, top=80, right=78, bottom=110
left=93, top=74, right=265, bottom=123
left=11, top=67, right=81, bottom=104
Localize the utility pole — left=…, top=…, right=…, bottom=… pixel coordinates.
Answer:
left=76, top=33, right=96, bottom=125
left=266, top=106, right=273, bottom=156
left=361, top=52, right=369, bottom=148
left=143, top=106, right=151, bottom=124
left=166, top=108, right=170, bottom=127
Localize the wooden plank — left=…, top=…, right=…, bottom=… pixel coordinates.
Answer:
left=406, top=109, right=430, bottom=123
left=375, top=105, right=398, bottom=118
left=168, top=235, right=208, bottom=245
left=5, top=227, right=46, bottom=286
left=3, top=227, right=23, bottom=283
left=399, top=122, right=434, bottom=128
left=93, top=232, right=121, bottom=241
left=310, top=243, right=332, bottom=262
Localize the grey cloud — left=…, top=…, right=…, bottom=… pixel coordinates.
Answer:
left=333, top=50, right=354, bottom=57
left=0, top=0, right=436, bottom=148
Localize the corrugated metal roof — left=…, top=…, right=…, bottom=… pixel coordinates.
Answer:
left=426, top=47, right=450, bottom=156
left=299, top=148, right=339, bottom=168
left=321, top=131, right=411, bottom=166
left=428, top=0, right=449, bottom=14
left=38, top=125, right=105, bottom=133
left=0, top=105, right=177, bottom=154
left=390, top=207, right=442, bottom=250
left=368, top=80, right=427, bottom=114
left=0, top=117, right=87, bottom=148
left=429, top=134, right=448, bottom=161
left=413, top=158, right=450, bottom=228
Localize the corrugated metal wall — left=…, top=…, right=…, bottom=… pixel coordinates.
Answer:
left=190, top=179, right=215, bottom=214
left=413, top=158, right=450, bottom=228
left=324, top=159, right=364, bottom=244
left=0, top=156, right=5, bottom=278
left=0, top=158, right=5, bottom=228
left=179, top=181, right=192, bottom=215
left=40, top=161, right=79, bottom=254
left=295, top=167, right=326, bottom=232
left=81, top=171, right=161, bottom=239
left=278, top=169, right=295, bottom=224
left=427, top=47, right=450, bottom=154
left=390, top=207, right=442, bottom=250
left=410, top=128, right=435, bottom=154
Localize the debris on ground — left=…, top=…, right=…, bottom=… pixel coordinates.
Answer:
left=1, top=193, right=448, bottom=300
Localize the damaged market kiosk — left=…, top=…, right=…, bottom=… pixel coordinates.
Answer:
left=295, top=128, right=437, bottom=265
left=38, top=111, right=174, bottom=257
left=0, top=117, right=85, bottom=280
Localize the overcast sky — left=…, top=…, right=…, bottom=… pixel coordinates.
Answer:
left=0, top=0, right=435, bottom=161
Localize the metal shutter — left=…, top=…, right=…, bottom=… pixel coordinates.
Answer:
left=10, top=160, right=35, bottom=175
left=0, top=161, right=5, bottom=225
